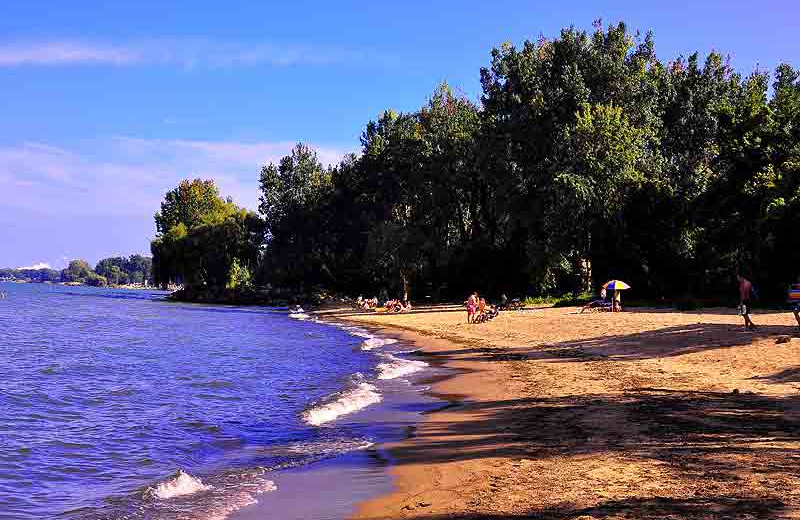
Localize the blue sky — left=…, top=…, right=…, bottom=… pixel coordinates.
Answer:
left=1, top=0, right=798, bottom=269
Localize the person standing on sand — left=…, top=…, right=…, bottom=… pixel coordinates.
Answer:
left=793, top=302, right=800, bottom=329
left=790, top=278, right=800, bottom=329
left=612, top=289, right=622, bottom=312
left=466, top=292, right=477, bottom=324
left=737, top=274, right=757, bottom=331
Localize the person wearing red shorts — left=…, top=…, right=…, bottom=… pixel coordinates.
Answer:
left=466, top=292, right=477, bottom=324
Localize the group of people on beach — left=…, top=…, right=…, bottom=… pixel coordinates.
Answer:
left=466, top=292, right=499, bottom=324
left=356, top=295, right=412, bottom=313
left=357, top=296, right=380, bottom=310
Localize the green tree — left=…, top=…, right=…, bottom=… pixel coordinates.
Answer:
left=61, top=260, right=93, bottom=283
left=154, top=179, right=230, bottom=234
left=151, top=180, right=263, bottom=290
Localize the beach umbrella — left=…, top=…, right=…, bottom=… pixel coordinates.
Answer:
left=603, top=280, right=631, bottom=291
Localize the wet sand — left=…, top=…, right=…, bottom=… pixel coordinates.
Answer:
left=315, top=305, right=800, bottom=520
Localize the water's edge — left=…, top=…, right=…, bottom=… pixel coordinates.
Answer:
left=229, top=314, right=449, bottom=520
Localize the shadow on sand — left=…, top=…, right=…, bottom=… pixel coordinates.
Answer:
left=377, top=388, right=800, bottom=518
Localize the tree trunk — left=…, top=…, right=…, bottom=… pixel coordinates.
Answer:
left=584, top=229, right=593, bottom=292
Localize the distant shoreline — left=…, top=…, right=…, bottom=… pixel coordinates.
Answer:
left=0, top=279, right=156, bottom=290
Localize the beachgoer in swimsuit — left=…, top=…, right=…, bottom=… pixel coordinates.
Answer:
left=737, top=274, right=757, bottom=330
left=467, top=293, right=477, bottom=324
left=788, top=280, right=800, bottom=329
left=794, top=302, right=800, bottom=329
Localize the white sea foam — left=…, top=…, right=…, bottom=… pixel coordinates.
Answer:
left=303, top=382, right=382, bottom=426
left=361, top=337, right=398, bottom=350
left=287, top=437, right=375, bottom=456
left=152, top=470, right=213, bottom=499
left=197, top=476, right=277, bottom=520
left=351, top=330, right=374, bottom=338
left=288, top=312, right=311, bottom=320
left=376, top=354, right=428, bottom=380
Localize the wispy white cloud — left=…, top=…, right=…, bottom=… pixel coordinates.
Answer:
left=0, top=138, right=350, bottom=221
left=112, top=137, right=346, bottom=170
left=0, top=39, right=376, bottom=68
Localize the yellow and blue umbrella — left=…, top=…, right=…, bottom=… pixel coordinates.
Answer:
left=603, top=280, right=631, bottom=291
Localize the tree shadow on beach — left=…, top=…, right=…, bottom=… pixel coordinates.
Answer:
left=532, top=323, right=800, bottom=362
left=387, top=388, right=800, bottom=465
left=402, top=495, right=788, bottom=519
left=752, top=366, right=800, bottom=384
left=375, top=388, right=800, bottom=519
left=414, top=321, right=800, bottom=364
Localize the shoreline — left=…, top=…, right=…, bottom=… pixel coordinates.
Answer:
left=313, top=304, right=800, bottom=519
left=313, top=308, right=503, bottom=519
left=230, top=311, right=450, bottom=520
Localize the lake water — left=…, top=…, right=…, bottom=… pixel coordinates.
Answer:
left=0, top=283, right=433, bottom=520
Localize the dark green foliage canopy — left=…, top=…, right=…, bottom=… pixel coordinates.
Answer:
left=152, top=21, right=800, bottom=302
left=95, top=255, right=152, bottom=285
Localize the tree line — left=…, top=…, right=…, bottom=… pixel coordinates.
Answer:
left=1, top=256, right=153, bottom=286
left=151, top=21, right=800, bottom=303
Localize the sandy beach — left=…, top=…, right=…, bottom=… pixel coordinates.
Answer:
left=315, top=304, right=800, bottom=520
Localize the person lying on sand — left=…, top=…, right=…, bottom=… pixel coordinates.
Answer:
left=581, top=288, right=612, bottom=313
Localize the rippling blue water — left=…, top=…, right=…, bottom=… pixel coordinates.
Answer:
left=0, top=283, right=400, bottom=520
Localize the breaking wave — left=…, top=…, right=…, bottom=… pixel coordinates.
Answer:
left=303, top=380, right=382, bottom=426
left=150, top=470, right=213, bottom=499
left=361, top=337, right=398, bottom=350
left=376, top=354, right=428, bottom=380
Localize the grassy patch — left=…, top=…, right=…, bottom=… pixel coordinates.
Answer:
left=523, top=291, right=594, bottom=308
